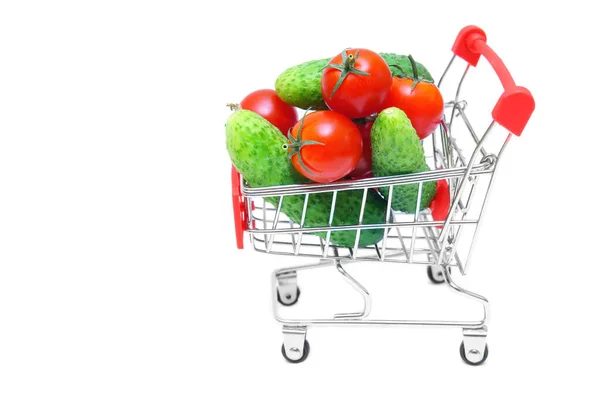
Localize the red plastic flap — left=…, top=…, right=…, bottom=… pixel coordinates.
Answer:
left=231, top=165, right=246, bottom=249
left=492, top=86, right=535, bottom=136
left=452, top=25, right=486, bottom=67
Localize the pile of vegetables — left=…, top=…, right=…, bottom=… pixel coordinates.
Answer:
left=225, top=47, right=450, bottom=248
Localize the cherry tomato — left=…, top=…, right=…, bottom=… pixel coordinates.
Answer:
left=321, top=48, right=392, bottom=119
left=287, top=110, right=362, bottom=183
left=382, top=55, right=444, bottom=140
left=348, top=120, right=374, bottom=178
left=239, top=88, right=298, bottom=135
left=430, top=178, right=450, bottom=228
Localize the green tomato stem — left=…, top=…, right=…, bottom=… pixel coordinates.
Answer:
left=326, top=49, right=370, bottom=99
left=286, top=109, right=324, bottom=176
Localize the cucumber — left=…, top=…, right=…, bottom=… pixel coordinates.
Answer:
left=226, top=109, right=387, bottom=247
left=275, top=58, right=330, bottom=111
left=275, top=53, right=433, bottom=110
left=378, top=53, right=434, bottom=82
left=371, top=107, right=437, bottom=214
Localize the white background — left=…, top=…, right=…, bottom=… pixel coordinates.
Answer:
left=1, top=0, right=599, bottom=398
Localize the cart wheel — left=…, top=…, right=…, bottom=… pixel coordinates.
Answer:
left=277, top=287, right=301, bottom=307
left=281, top=340, right=310, bottom=364
left=460, top=341, right=489, bottom=366
left=427, top=265, right=447, bottom=284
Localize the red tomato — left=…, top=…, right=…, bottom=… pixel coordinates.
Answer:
left=382, top=55, right=443, bottom=139
left=348, top=120, right=373, bottom=178
left=321, top=48, right=392, bottom=119
left=287, top=111, right=362, bottom=183
left=430, top=178, right=450, bottom=228
left=239, top=89, right=298, bottom=135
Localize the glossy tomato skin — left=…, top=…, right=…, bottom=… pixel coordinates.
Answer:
left=240, top=89, right=298, bottom=135
left=382, top=77, right=444, bottom=140
left=288, top=111, right=362, bottom=183
left=430, top=178, right=450, bottom=228
left=348, top=121, right=373, bottom=178
left=321, top=49, right=392, bottom=119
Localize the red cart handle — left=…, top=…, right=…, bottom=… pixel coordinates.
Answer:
left=452, top=25, right=535, bottom=136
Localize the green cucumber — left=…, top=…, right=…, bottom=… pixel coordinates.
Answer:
left=378, top=53, right=434, bottom=82
left=371, top=107, right=437, bottom=214
left=274, top=59, right=330, bottom=111
left=226, top=109, right=387, bottom=247
left=275, top=53, right=433, bottom=110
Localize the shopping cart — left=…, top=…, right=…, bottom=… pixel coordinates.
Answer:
left=230, top=25, right=534, bottom=365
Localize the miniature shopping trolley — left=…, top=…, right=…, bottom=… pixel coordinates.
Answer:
left=230, top=25, right=534, bottom=365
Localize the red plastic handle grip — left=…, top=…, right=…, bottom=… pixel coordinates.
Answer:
left=451, top=25, right=535, bottom=136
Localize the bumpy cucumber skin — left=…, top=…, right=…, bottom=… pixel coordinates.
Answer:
left=382, top=171, right=437, bottom=214
left=226, top=109, right=304, bottom=187
left=379, top=53, right=434, bottom=82
left=226, top=109, right=386, bottom=247
left=371, top=107, right=437, bottom=214
left=275, top=59, right=330, bottom=111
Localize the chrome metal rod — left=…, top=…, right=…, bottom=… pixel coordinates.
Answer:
left=423, top=225, right=441, bottom=265
left=257, top=239, right=437, bottom=255
left=440, top=117, right=452, bottom=169
left=333, top=260, right=372, bottom=320
left=380, top=185, right=395, bottom=261
left=247, top=197, right=255, bottom=247
left=289, top=220, right=296, bottom=251
left=436, top=54, right=456, bottom=89
left=463, top=132, right=513, bottom=273
left=266, top=196, right=284, bottom=252
left=457, top=104, right=488, bottom=156
left=351, top=188, right=369, bottom=259
left=432, top=120, right=440, bottom=168
left=242, top=166, right=492, bottom=197
left=262, top=248, right=446, bottom=264
left=294, top=193, right=310, bottom=255
left=273, top=318, right=485, bottom=328
left=441, top=264, right=489, bottom=327
left=249, top=219, right=480, bottom=235
left=323, top=190, right=338, bottom=257
left=446, top=127, right=468, bottom=167
left=409, top=182, right=424, bottom=263
left=440, top=121, right=496, bottom=244
left=262, top=197, right=268, bottom=248
left=454, top=64, right=470, bottom=105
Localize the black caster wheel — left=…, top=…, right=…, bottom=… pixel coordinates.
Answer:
left=427, top=265, right=446, bottom=284
left=277, top=287, right=301, bottom=306
left=460, top=341, right=489, bottom=366
left=281, top=340, right=310, bottom=363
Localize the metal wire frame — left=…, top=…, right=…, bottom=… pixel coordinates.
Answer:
left=240, top=91, right=502, bottom=273
left=271, top=259, right=489, bottom=329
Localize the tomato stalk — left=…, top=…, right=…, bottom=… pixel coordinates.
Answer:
left=285, top=110, right=324, bottom=175
left=352, top=114, right=378, bottom=125
left=407, top=54, right=424, bottom=91
left=325, top=49, right=370, bottom=99
left=388, top=54, right=434, bottom=91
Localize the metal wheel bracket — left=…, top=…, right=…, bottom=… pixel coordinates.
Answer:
left=462, top=327, right=488, bottom=364
left=276, top=270, right=298, bottom=306
left=282, top=325, right=307, bottom=361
